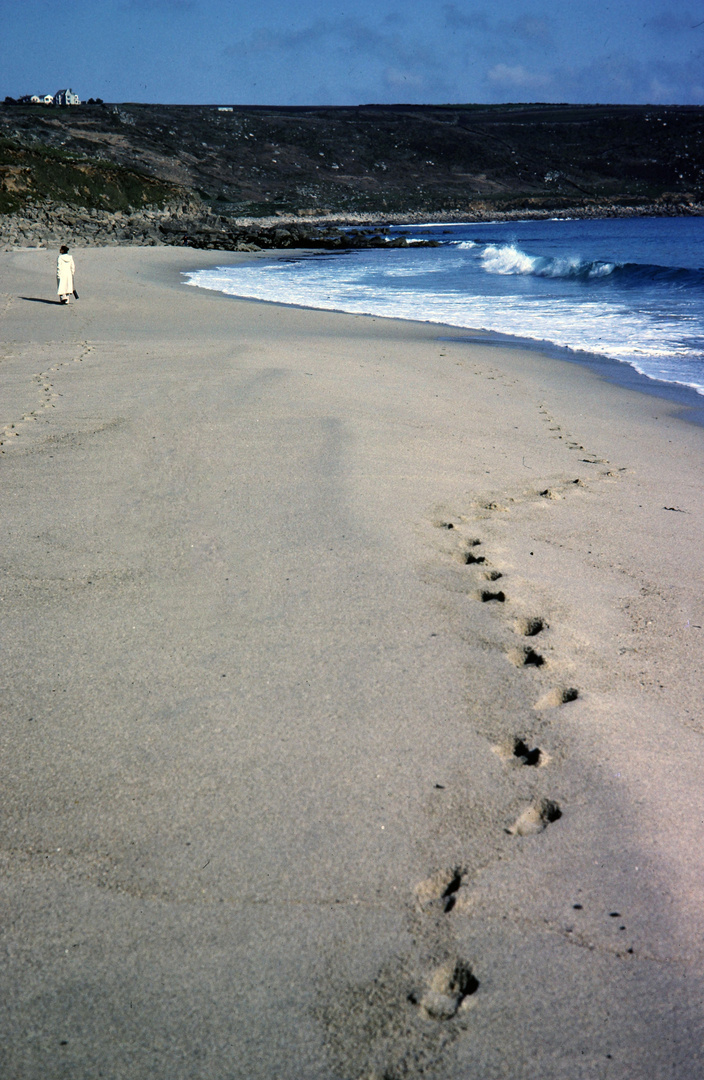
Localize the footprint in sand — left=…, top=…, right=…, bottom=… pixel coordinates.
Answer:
left=493, top=738, right=547, bottom=768
left=534, top=686, right=579, bottom=709
left=414, top=867, right=465, bottom=913
left=514, top=616, right=545, bottom=636
left=483, top=569, right=503, bottom=581
left=416, top=959, right=479, bottom=1020
left=478, top=588, right=505, bottom=603
left=506, top=798, right=562, bottom=836
left=458, top=549, right=486, bottom=565
left=511, top=739, right=544, bottom=767
left=464, top=538, right=482, bottom=547
left=507, top=645, right=545, bottom=668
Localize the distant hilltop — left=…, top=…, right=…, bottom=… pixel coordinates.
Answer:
left=4, top=89, right=104, bottom=107
left=1, top=101, right=703, bottom=220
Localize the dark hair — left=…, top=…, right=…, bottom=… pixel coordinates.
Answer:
left=59, top=245, right=69, bottom=253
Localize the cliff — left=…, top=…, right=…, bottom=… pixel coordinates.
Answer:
left=2, top=101, right=703, bottom=246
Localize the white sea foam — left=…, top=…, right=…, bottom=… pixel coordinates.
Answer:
left=481, top=244, right=538, bottom=275
left=185, top=226, right=704, bottom=396
left=382, top=264, right=448, bottom=277
left=480, top=243, right=616, bottom=279
left=588, top=262, right=616, bottom=277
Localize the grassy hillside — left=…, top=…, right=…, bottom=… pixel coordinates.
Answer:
left=0, top=135, right=185, bottom=214
left=1, top=101, right=703, bottom=217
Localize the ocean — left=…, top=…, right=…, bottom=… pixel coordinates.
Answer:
left=184, top=217, right=704, bottom=398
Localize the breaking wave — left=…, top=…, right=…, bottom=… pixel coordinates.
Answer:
left=185, top=217, right=704, bottom=397
left=481, top=243, right=616, bottom=279
left=479, top=242, right=704, bottom=286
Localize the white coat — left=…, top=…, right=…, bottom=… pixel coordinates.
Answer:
left=57, top=252, right=75, bottom=296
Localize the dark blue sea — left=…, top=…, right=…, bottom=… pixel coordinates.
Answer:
left=185, top=217, right=704, bottom=396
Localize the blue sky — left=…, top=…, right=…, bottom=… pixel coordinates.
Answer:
left=2, top=0, right=704, bottom=105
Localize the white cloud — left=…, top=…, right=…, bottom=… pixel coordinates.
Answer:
left=555, top=49, right=704, bottom=104
left=648, top=77, right=677, bottom=101
left=487, top=63, right=551, bottom=90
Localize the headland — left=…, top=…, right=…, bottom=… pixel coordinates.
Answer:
left=2, top=101, right=703, bottom=250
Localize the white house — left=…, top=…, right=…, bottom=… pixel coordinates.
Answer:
left=54, top=88, right=80, bottom=106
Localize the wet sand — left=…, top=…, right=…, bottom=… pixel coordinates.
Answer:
left=1, top=246, right=704, bottom=1079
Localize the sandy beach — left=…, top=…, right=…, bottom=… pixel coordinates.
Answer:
left=1, top=245, right=703, bottom=1078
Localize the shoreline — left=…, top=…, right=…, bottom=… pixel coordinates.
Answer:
left=182, top=250, right=704, bottom=429
left=450, top=328, right=704, bottom=427
left=3, top=197, right=703, bottom=253
left=2, top=246, right=704, bottom=1078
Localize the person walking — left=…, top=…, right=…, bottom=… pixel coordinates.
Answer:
left=56, top=245, right=75, bottom=304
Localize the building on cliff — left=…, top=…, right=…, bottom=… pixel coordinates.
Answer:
left=54, top=88, right=80, bottom=106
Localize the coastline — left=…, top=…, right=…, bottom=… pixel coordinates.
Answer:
left=3, top=197, right=703, bottom=253
left=182, top=249, right=704, bottom=428
left=448, top=329, right=704, bottom=426
left=2, top=246, right=704, bottom=1078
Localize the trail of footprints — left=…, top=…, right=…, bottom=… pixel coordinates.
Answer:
left=537, top=401, right=633, bottom=483
left=0, top=341, right=94, bottom=453
left=328, top=482, right=589, bottom=1077
left=401, top=486, right=587, bottom=1037
left=327, top=406, right=632, bottom=1076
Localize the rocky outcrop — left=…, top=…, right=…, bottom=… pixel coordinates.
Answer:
left=0, top=200, right=190, bottom=249
left=0, top=200, right=440, bottom=251
left=2, top=196, right=702, bottom=253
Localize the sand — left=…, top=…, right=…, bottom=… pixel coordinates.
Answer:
left=1, top=246, right=703, bottom=1079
